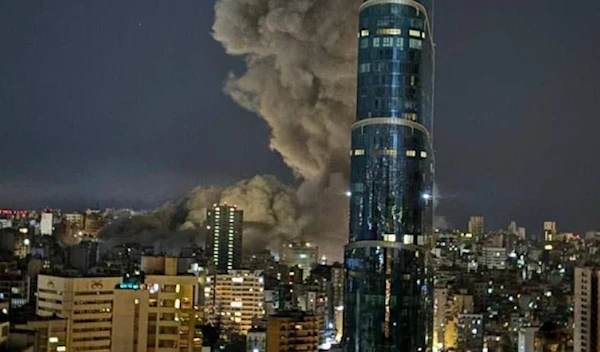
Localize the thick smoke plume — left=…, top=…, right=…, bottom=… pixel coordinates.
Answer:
left=100, top=175, right=300, bottom=254
left=102, top=0, right=444, bottom=260
left=212, top=0, right=362, bottom=259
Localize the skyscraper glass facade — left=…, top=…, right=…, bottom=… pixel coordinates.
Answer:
left=344, top=0, right=435, bottom=351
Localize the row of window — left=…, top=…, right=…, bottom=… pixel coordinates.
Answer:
left=359, top=61, right=423, bottom=76
left=360, top=14, right=425, bottom=30
left=360, top=28, right=425, bottom=38
left=360, top=37, right=423, bottom=51
left=351, top=149, right=427, bottom=158
left=359, top=98, right=419, bottom=111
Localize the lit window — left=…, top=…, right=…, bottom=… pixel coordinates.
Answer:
left=409, top=29, right=421, bottom=38
left=49, top=337, right=59, bottom=343
left=421, top=31, right=426, bottom=39
left=383, top=234, right=396, bottom=242
left=403, top=235, right=414, bottom=245
left=395, top=37, right=404, bottom=49
left=359, top=63, right=371, bottom=73
left=403, top=113, right=417, bottom=121
left=374, top=149, right=397, bottom=156
left=230, top=301, right=243, bottom=308
left=409, top=38, right=422, bottom=50
left=57, top=347, right=66, bottom=352
left=382, top=37, right=394, bottom=47
left=420, top=151, right=427, bottom=158
left=360, top=29, right=369, bottom=37
left=354, top=149, right=365, bottom=156
left=377, top=28, right=401, bottom=35
left=373, top=37, right=380, bottom=47
left=406, top=150, right=417, bottom=157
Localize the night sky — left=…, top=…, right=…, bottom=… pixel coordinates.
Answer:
left=1, top=1, right=600, bottom=235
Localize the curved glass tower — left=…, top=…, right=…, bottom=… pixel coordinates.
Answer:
left=343, top=0, right=435, bottom=351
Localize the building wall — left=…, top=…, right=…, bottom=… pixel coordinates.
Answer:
left=145, top=274, right=198, bottom=351
left=111, top=289, right=149, bottom=352
left=518, top=327, right=538, bottom=352
left=266, top=312, right=319, bottom=352
left=206, top=270, right=264, bottom=334
left=37, top=275, right=122, bottom=352
left=481, top=247, right=507, bottom=270
left=15, top=318, right=68, bottom=352
left=37, top=272, right=199, bottom=352
left=246, top=330, right=266, bottom=352
left=574, top=267, right=599, bottom=352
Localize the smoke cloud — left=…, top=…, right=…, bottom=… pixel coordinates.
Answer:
left=211, top=0, right=362, bottom=259
left=100, top=175, right=302, bottom=254
left=102, top=0, right=443, bottom=261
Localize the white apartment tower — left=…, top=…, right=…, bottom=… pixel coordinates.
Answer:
left=205, top=269, right=265, bottom=334
left=574, top=267, right=600, bottom=352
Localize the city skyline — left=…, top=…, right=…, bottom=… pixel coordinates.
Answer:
left=2, top=1, right=600, bottom=234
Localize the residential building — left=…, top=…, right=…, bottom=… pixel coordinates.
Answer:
left=266, top=311, right=319, bottom=352
left=481, top=247, right=507, bottom=270
left=15, top=316, right=68, bottom=352
left=205, top=270, right=264, bottom=334
left=246, top=328, right=266, bottom=352
left=36, top=256, right=199, bottom=351
left=206, top=205, right=243, bottom=273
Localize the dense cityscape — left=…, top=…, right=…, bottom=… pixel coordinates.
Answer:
left=0, top=208, right=594, bottom=352
left=1, top=0, right=598, bottom=352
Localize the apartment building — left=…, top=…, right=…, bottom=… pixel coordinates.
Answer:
left=36, top=256, right=200, bottom=352
left=205, top=270, right=264, bottom=334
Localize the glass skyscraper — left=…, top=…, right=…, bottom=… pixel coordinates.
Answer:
left=344, top=0, right=435, bottom=351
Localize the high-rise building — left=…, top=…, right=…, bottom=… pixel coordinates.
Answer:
left=206, top=204, right=243, bottom=273
left=468, top=216, right=485, bottom=237
left=344, top=0, right=435, bottom=350
left=574, top=267, right=599, bottom=352
left=543, top=221, right=557, bottom=242
left=205, top=269, right=265, bottom=334
left=266, top=310, right=319, bottom=352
